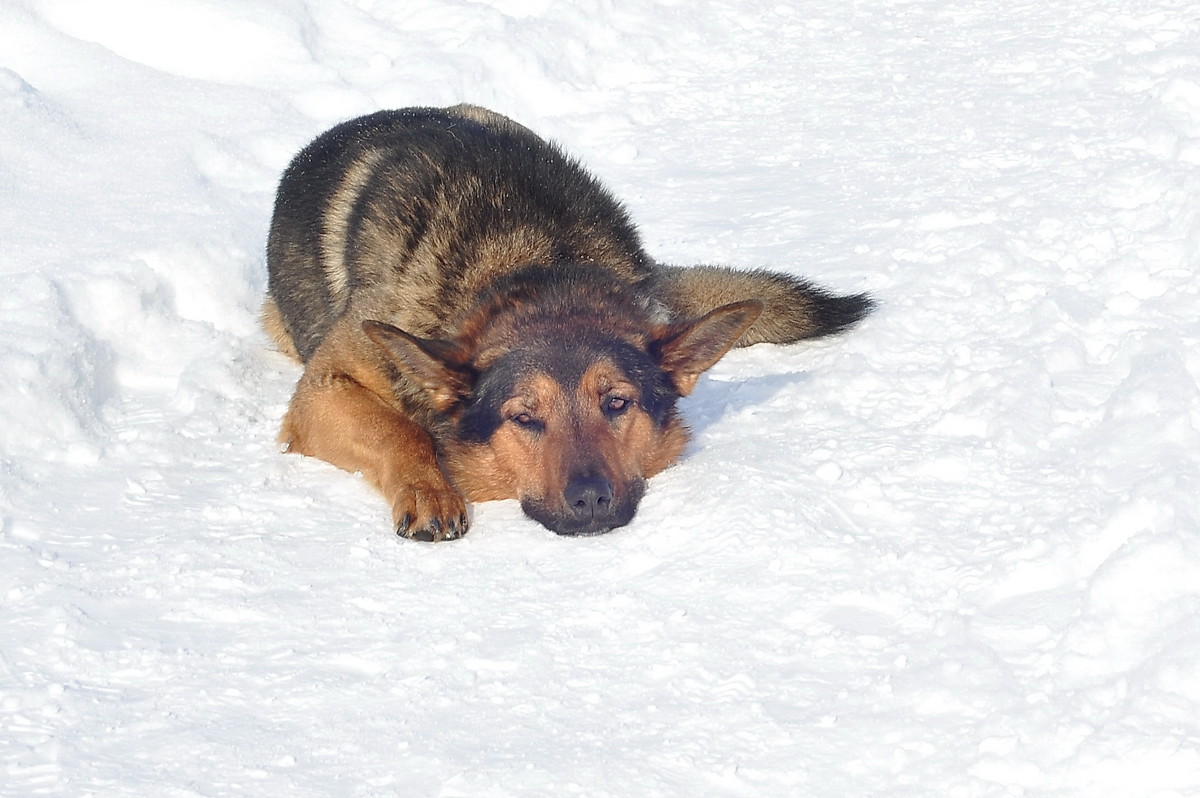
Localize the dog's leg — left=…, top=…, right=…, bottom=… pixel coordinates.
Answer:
left=279, top=371, right=467, bottom=541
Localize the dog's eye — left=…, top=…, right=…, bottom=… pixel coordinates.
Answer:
left=510, top=412, right=543, bottom=431
left=604, top=396, right=634, bottom=416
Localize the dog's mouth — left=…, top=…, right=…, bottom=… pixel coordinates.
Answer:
left=520, top=478, right=644, bottom=536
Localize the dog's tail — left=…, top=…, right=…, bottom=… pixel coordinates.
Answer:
left=649, top=264, right=873, bottom=347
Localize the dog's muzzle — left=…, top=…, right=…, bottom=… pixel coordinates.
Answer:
left=521, top=475, right=643, bottom=536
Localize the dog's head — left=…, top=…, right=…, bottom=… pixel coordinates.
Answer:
left=363, top=293, right=759, bottom=536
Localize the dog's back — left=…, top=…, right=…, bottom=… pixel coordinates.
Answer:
left=265, top=105, right=653, bottom=361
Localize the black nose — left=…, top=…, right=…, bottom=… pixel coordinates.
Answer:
left=564, top=474, right=614, bottom=524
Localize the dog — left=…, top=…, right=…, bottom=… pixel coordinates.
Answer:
left=263, top=105, right=871, bottom=540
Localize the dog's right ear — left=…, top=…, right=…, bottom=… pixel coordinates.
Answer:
left=362, top=320, right=471, bottom=411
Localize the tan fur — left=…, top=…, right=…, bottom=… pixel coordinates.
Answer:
left=280, top=321, right=466, bottom=537
left=319, top=148, right=388, bottom=310
left=446, top=103, right=537, bottom=136
left=261, top=296, right=300, bottom=361
left=281, top=374, right=465, bottom=534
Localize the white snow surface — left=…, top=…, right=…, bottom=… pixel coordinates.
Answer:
left=2, top=0, right=1199, bottom=795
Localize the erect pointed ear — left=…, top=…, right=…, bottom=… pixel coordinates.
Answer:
left=362, top=320, right=471, bottom=411
left=652, top=300, right=763, bottom=396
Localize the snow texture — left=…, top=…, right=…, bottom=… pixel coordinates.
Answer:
left=2, top=0, right=1199, bottom=795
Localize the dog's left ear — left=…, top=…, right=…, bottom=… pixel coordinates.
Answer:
left=362, top=320, right=471, bottom=411
left=652, top=300, right=763, bottom=395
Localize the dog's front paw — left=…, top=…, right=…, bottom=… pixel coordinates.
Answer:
left=391, top=482, right=468, bottom=542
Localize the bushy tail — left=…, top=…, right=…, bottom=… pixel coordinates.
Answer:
left=649, top=264, right=873, bottom=347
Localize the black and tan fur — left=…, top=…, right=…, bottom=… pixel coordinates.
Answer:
left=264, top=105, right=871, bottom=540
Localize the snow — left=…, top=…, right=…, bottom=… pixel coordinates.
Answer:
left=2, top=0, right=1199, bottom=795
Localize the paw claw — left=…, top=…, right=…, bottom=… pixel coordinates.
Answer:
left=391, top=484, right=469, bottom=542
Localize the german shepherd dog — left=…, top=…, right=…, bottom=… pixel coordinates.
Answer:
left=263, top=105, right=871, bottom=541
